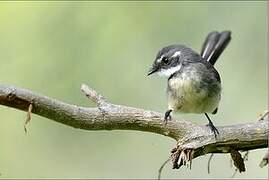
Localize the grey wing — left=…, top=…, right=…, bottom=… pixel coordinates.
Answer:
left=200, top=61, right=221, bottom=114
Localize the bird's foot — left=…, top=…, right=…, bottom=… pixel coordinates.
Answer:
left=205, top=113, right=219, bottom=138
left=164, top=109, right=173, bottom=124
left=206, top=121, right=219, bottom=138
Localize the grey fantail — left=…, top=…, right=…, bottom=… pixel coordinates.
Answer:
left=148, top=31, right=231, bottom=137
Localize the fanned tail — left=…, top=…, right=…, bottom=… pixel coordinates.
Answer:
left=200, top=31, right=231, bottom=65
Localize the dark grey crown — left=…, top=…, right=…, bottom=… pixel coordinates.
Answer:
left=156, top=44, right=200, bottom=64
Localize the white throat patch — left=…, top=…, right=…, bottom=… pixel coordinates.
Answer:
left=157, top=64, right=182, bottom=77
left=157, top=51, right=182, bottom=77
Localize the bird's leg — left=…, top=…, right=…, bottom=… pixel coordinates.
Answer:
left=164, top=109, right=173, bottom=124
left=205, top=113, right=219, bottom=138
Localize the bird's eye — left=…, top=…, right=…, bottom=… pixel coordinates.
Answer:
left=162, top=57, right=169, bottom=64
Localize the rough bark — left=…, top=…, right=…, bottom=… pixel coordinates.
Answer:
left=0, top=84, right=268, bottom=170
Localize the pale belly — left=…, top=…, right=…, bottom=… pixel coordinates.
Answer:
left=167, top=75, right=221, bottom=114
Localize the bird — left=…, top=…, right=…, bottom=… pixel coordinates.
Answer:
left=147, top=31, right=231, bottom=137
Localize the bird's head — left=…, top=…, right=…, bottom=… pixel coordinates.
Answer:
left=147, top=44, right=200, bottom=77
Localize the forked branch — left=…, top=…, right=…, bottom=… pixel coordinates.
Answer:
left=0, top=84, right=268, bottom=172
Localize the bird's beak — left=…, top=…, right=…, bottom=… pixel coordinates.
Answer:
left=147, top=66, right=158, bottom=76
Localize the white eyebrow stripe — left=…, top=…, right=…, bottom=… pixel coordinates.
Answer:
left=171, top=51, right=181, bottom=57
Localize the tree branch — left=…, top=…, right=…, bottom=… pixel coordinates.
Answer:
left=0, top=84, right=268, bottom=171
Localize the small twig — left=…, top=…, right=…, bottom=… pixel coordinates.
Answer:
left=177, top=150, right=186, bottom=168
left=231, top=151, right=248, bottom=178
left=259, top=110, right=269, bottom=121
left=231, top=167, right=238, bottom=178
left=244, top=151, right=249, bottom=161
left=230, top=149, right=246, bottom=173
left=189, top=149, right=194, bottom=170
left=259, top=150, right=269, bottom=168
left=171, top=147, right=180, bottom=169
left=81, top=83, right=107, bottom=107
left=207, top=154, right=214, bottom=174
left=24, top=103, right=33, bottom=133
left=158, top=157, right=171, bottom=180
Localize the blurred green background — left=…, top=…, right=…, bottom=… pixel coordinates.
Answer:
left=0, top=2, right=267, bottom=179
